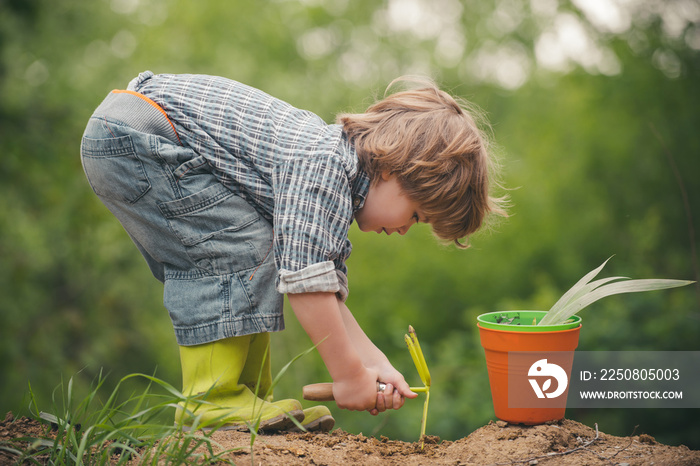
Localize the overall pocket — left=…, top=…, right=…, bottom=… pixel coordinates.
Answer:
left=81, top=133, right=151, bottom=204
left=158, top=183, right=272, bottom=276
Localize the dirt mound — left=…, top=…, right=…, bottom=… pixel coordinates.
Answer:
left=2, top=412, right=698, bottom=465
left=213, top=419, right=699, bottom=465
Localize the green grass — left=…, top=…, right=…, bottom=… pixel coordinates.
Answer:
left=2, top=344, right=317, bottom=465
left=2, top=371, right=238, bottom=465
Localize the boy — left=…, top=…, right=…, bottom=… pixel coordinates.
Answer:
left=80, top=71, right=505, bottom=432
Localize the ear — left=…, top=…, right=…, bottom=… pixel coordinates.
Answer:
left=380, top=170, right=393, bottom=181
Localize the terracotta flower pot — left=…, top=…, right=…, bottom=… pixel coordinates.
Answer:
left=477, top=311, right=581, bottom=425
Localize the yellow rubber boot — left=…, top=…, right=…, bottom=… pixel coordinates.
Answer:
left=290, top=405, right=335, bottom=433
left=175, top=335, right=304, bottom=432
left=239, top=332, right=274, bottom=401
left=240, top=333, right=335, bottom=433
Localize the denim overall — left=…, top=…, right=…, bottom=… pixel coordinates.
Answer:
left=80, top=89, right=284, bottom=346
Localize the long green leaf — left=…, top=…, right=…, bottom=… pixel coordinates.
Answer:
left=544, top=257, right=612, bottom=320
left=540, top=276, right=626, bottom=325
left=547, top=279, right=694, bottom=324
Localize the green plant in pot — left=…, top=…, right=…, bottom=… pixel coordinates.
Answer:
left=477, top=258, right=693, bottom=425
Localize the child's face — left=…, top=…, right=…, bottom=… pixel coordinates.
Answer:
left=354, top=173, right=426, bottom=235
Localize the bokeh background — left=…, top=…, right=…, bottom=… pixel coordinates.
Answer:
left=2, top=0, right=698, bottom=448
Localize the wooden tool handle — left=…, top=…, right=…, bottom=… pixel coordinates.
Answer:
left=303, top=383, right=334, bottom=401
left=302, top=382, right=386, bottom=401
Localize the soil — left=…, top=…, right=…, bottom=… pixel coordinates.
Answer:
left=1, top=411, right=698, bottom=465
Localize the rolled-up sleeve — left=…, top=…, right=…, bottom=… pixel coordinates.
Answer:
left=272, top=155, right=353, bottom=301
left=277, top=262, right=349, bottom=301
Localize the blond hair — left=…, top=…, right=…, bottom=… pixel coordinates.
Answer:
left=337, top=76, right=508, bottom=248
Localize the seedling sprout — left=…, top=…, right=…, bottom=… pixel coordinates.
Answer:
left=404, top=325, right=431, bottom=449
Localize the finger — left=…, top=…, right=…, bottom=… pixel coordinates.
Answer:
left=382, top=383, right=395, bottom=409
left=384, top=375, right=417, bottom=399
left=375, top=391, right=387, bottom=413
left=384, top=387, right=403, bottom=410
left=393, top=389, right=404, bottom=409
left=397, top=381, right=419, bottom=399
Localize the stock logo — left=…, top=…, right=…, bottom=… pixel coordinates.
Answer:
left=528, top=359, right=568, bottom=399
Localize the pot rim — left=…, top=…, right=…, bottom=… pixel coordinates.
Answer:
left=477, top=322, right=582, bottom=335
left=477, top=310, right=582, bottom=332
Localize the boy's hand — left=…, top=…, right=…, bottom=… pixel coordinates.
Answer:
left=332, top=367, right=380, bottom=411
left=332, top=367, right=415, bottom=414
left=368, top=365, right=418, bottom=415
left=373, top=382, right=403, bottom=414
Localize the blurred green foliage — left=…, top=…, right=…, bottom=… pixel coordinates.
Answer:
left=1, top=0, right=698, bottom=449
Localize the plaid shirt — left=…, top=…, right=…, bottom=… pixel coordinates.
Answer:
left=130, top=71, right=369, bottom=300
